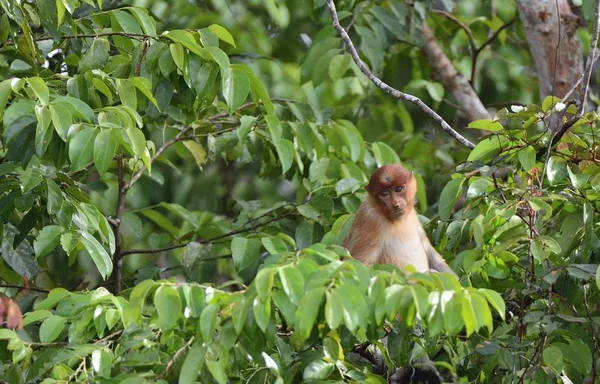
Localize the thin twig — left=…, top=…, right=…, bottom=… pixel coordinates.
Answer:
left=472, top=19, right=516, bottom=83
left=0, top=284, right=50, bottom=293
left=126, top=127, right=192, bottom=191
left=160, top=336, right=195, bottom=379
left=122, top=210, right=294, bottom=256
left=325, top=0, right=475, bottom=149
left=433, top=10, right=476, bottom=53
left=34, top=31, right=157, bottom=42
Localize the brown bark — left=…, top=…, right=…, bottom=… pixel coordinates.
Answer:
left=516, top=0, right=584, bottom=102
left=422, top=24, right=491, bottom=122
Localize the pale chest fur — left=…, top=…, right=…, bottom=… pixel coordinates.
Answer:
left=362, top=209, right=430, bottom=272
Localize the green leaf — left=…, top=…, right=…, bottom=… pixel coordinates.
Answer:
left=92, top=78, right=113, bottom=102
left=34, top=288, right=70, bottom=310
left=127, top=7, right=157, bottom=36
left=140, top=209, right=179, bottom=237
left=69, top=127, right=98, bottom=171
left=169, top=43, right=185, bottom=70
left=543, top=345, right=564, bottom=372
left=325, top=290, right=343, bottom=329
left=208, top=24, right=236, bottom=47
left=294, top=287, right=324, bottom=343
left=231, top=237, right=262, bottom=271
left=200, top=304, right=218, bottom=341
left=438, top=177, right=465, bottom=221
left=22, top=309, right=52, bottom=326
left=182, top=140, right=207, bottom=169
left=461, top=294, right=477, bottom=336
left=154, top=285, right=182, bottom=331
left=567, top=166, right=589, bottom=189
left=255, top=267, right=276, bottom=300
left=596, top=264, right=600, bottom=289
left=221, top=67, right=250, bottom=113
left=303, top=360, right=335, bottom=381
left=467, top=136, right=506, bottom=163
left=79, top=230, right=113, bottom=279
left=372, top=142, right=401, bottom=167
left=237, top=115, right=256, bottom=142
left=335, top=120, right=365, bottom=162
left=275, top=139, right=294, bottom=174
left=232, top=296, right=250, bottom=334
left=329, top=54, right=352, bottom=82
left=33, top=225, right=65, bottom=258
left=49, top=103, right=72, bottom=142
left=467, top=119, right=504, bottom=132
left=129, top=279, right=156, bottom=323
left=79, top=37, right=110, bottom=72
left=0, top=79, right=12, bottom=116
left=265, top=114, right=281, bottom=145
left=39, top=315, right=67, bottom=343
left=542, top=96, right=560, bottom=112
left=35, top=105, right=53, bottom=157
left=479, top=289, right=506, bottom=320
left=94, top=129, right=118, bottom=176
left=53, top=96, right=95, bottom=122
left=179, top=342, right=206, bottom=384
left=91, top=349, right=112, bottom=378
left=116, top=79, right=137, bottom=110
left=278, top=266, right=305, bottom=305
left=183, top=285, right=205, bottom=317
left=125, top=127, right=151, bottom=171
left=253, top=296, right=271, bottom=332
left=471, top=293, right=493, bottom=334
left=518, top=146, right=536, bottom=172
left=27, top=77, right=49, bottom=105
left=130, top=77, right=159, bottom=109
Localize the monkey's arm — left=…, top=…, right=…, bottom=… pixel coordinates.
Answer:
left=418, top=226, right=457, bottom=276
left=342, top=203, right=382, bottom=265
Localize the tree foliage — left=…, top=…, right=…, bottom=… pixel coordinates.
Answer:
left=0, top=0, right=599, bottom=383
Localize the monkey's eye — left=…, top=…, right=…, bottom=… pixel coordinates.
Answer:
left=379, top=191, right=389, bottom=197
left=395, top=186, right=404, bottom=193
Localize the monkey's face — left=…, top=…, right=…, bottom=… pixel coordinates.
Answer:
left=375, top=186, right=410, bottom=218
left=366, top=164, right=417, bottom=220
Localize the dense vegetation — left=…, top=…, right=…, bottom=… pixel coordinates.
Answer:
left=0, top=0, right=598, bottom=383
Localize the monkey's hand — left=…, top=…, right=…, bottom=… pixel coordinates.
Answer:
left=0, top=297, right=24, bottom=329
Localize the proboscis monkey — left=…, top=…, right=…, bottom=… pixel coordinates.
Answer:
left=343, top=164, right=456, bottom=275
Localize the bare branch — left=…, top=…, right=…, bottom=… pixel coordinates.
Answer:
left=0, top=284, right=50, bottom=293
left=422, top=23, right=490, bottom=121
left=325, top=0, right=475, bottom=149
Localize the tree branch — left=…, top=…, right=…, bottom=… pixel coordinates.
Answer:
left=122, top=209, right=294, bottom=256
left=160, top=336, right=195, bottom=379
left=422, top=23, right=490, bottom=121
left=472, top=19, right=516, bottom=83
left=325, top=0, right=475, bottom=149
left=34, top=31, right=157, bottom=42
left=580, top=0, right=600, bottom=114
left=0, top=284, right=50, bottom=293
left=112, top=155, right=126, bottom=294
left=126, top=127, right=192, bottom=191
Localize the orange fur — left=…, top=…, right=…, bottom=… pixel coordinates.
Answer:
left=343, top=164, right=455, bottom=275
